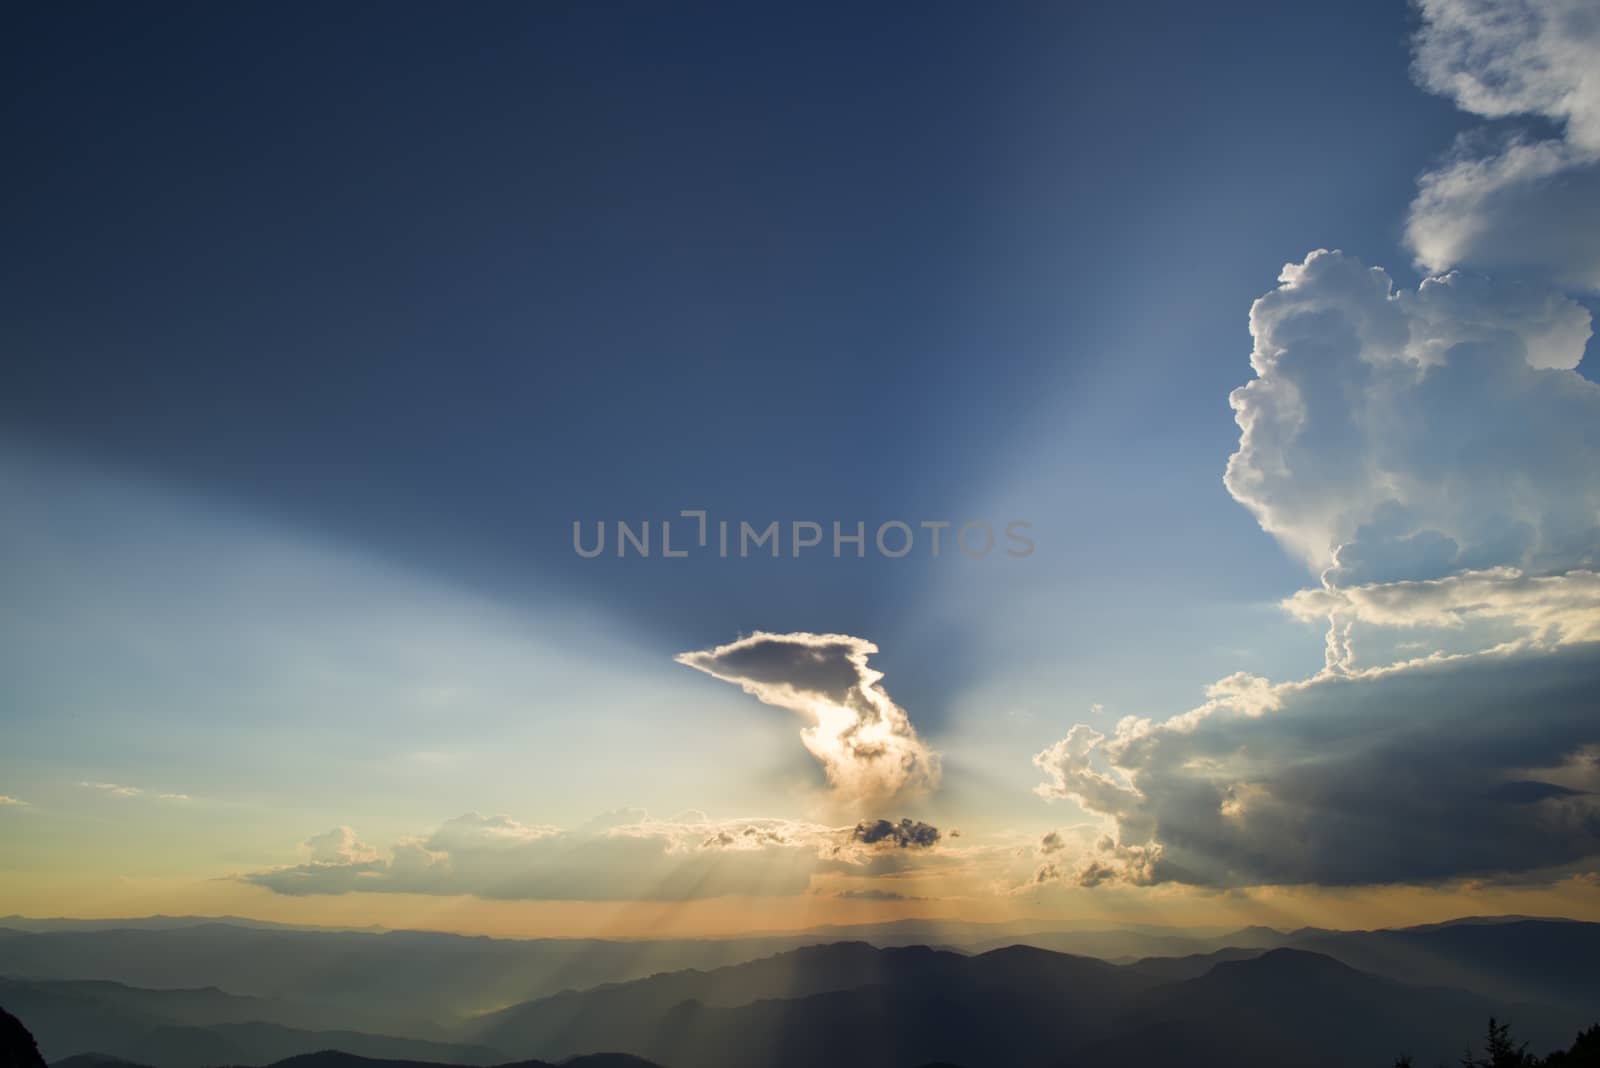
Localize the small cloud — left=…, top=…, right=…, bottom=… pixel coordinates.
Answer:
left=0, top=795, right=29, bottom=807
left=852, top=817, right=940, bottom=849
left=676, top=632, right=940, bottom=809
left=304, top=826, right=379, bottom=864
left=834, top=887, right=927, bottom=902
left=81, top=782, right=144, bottom=798
left=79, top=782, right=192, bottom=802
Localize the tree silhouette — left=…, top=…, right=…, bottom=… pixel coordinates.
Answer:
left=1460, top=1017, right=1538, bottom=1068
left=1544, top=1025, right=1600, bottom=1067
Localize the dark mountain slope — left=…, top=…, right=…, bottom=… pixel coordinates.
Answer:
left=1289, top=917, right=1600, bottom=1010
left=477, top=943, right=1590, bottom=1068
left=474, top=941, right=1158, bottom=1061
left=0, top=980, right=503, bottom=1068
left=47, top=1057, right=151, bottom=1068
left=1076, top=948, right=1583, bottom=1068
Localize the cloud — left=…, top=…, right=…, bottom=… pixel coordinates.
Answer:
left=0, top=795, right=28, bottom=807
left=304, top=826, right=380, bottom=864
left=1286, top=567, right=1600, bottom=670
left=1408, top=0, right=1600, bottom=288
left=675, top=632, right=940, bottom=808
left=1033, top=641, right=1600, bottom=888
left=1225, top=249, right=1597, bottom=586
left=1041, top=164, right=1600, bottom=889
left=851, top=817, right=940, bottom=849
left=832, top=888, right=927, bottom=901
left=1408, top=138, right=1600, bottom=291
left=82, top=782, right=144, bottom=798
left=242, top=811, right=946, bottom=901
left=78, top=782, right=192, bottom=802
left=1412, top=0, right=1600, bottom=154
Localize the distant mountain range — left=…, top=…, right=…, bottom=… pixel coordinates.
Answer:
left=1, top=915, right=1595, bottom=1067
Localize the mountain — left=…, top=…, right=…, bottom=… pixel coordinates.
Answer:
left=47, top=1057, right=151, bottom=1068
left=470, top=940, right=1592, bottom=1068
left=189, top=1054, right=661, bottom=1068
left=5, top=913, right=1594, bottom=1068
left=0, top=919, right=385, bottom=937
left=0, top=979, right=417, bottom=1039
left=0, top=923, right=817, bottom=1028
left=1286, top=917, right=1600, bottom=1011
left=1124, top=916, right=1600, bottom=1012
left=0, top=979, right=505, bottom=1068
left=1079, top=948, right=1579, bottom=1068
left=473, top=941, right=1156, bottom=1060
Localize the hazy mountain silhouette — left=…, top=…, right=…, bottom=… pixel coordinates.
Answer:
left=0, top=980, right=417, bottom=1041
left=4, top=914, right=1595, bottom=1067
left=0, top=924, right=820, bottom=1028
left=1123, top=917, right=1600, bottom=1011
left=0, top=979, right=504, bottom=1067
left=473, top=941, right=1158, bottom=1062
left=1285, top=918, right=1600, bottom=1011
left=47, top=1056, right=152, bottom=1068
left=469, top=940, right=1591, bottom=1068
left=1077, top=948, right=1579, bottom=1068
left=0, top=914, right=1274, bottom=1018
left=257, top=1053, right=662, bottom=1068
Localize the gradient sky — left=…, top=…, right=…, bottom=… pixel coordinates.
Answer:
left=3, top=0, right=1598, bottom=937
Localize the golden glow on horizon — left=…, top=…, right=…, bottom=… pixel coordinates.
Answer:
left=2, top=871, right=1597, bottom=941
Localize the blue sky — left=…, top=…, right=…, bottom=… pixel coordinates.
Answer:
left=3, top=1, right=1597, bottom=934
left=2, top=1, right=1466, bottom=708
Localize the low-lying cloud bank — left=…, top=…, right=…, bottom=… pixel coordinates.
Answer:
left=676, top=631, right=940, bottom=809
left=241, top=810, right=947, bottom=901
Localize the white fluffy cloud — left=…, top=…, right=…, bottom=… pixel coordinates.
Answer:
left=1061, top=246, right=1600, bottom=888
left=303, top=825, right=380, bottom=865
left=1286, top=566, right=1600, bottom=670
left=1225, top=249, right=1598, bottom=586
left=1408, top=0, right=1600, bottom=288
left=1035, top=0, right=1600, bottom=896
left=676, top=632, right=940, bottom=809
left=1413, top=0, right=1600, bottom=154
left=242, top=810, right=947, bottom=901
left=79, top=782, right=192, bottom=802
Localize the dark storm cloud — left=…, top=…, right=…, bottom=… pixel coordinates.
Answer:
left=1034, top=642, right=1600, bottom=888
left=852, top=818, right=941, bottom=849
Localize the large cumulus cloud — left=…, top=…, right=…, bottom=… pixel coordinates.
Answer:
left=1225, top=249, right=1597, bottom=587
left=242, top=810, right=947, bottom=901
left=676, top=632, right=940, bottom=808
left=1035, top=0, right=1600, bottom=891
left=1407, top=0, right=1600, bottom=289
left=1036, top=250, right=1600, bottom=890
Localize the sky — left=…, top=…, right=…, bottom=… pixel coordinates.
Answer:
left=2, top=0, right=1598, bottom=938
